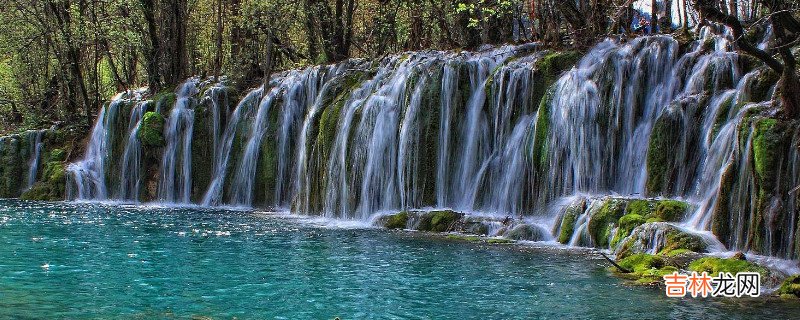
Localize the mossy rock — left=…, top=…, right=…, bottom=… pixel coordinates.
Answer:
left=614, top=254, right=677, bottom=285
left=752, top=117, right=783, bottom=188
left=611, top=213, right=646, bottom=248
left=487, top=238, right=514, bottom=244
left=505, top=224, right=547, bottom=241
left=588, top=198, right=627, bottom=248
left=659, top=229, right=706, bottom=256
left=749, top=69, right=779, bottom=102
left=138, top=112, right=166, bottom=147
left=557, top=199, right=586, bottom=243
left=646, top=108, right=683, bottom=195
left=153, top=91, right=178, bottom=112
left=534, top=51, right=581, bottom=85
left=417, top=210, right=463, bottom=232
left=384, top=212, right=409, bottom=230
left=48, top=148, right=66, bottom=162
left=20, top=161, right=66, bottom=201
left=777, top=275, right=800, bottom=298
left=615, top=222, right=707, bottom=259
left=688, top=257, right=768, bottom=277
left=446, top=234, right=481, bottom=242
left=652, top=200, right=689, bottom=221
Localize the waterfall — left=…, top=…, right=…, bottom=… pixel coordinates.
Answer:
left=229, top=84, right=282, bottom=206
left=25, top=130, right=45, bottom=190
left=202, top=87, right=264, bottom=206
left=159, top=80, right=198, bottom=203
left=117, top=101, right=149, bottom=201
left=64, top=27, right=796, bottom=259
left=67, top=94, right=127, bottom=200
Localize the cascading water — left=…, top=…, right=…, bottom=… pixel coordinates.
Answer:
left=66, top=27, right=796, bottom=260
left=67, top=94, right=127, bottom=200
left=117, top=101, right=149, bottom=201
left=25, top=130, right=45, bottom=190
left=159, top=80, right=198, bottom=203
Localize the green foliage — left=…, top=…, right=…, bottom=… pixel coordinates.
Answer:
left=138, top=112, right=166, bottom=147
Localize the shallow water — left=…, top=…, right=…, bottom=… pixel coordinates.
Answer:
left=0, top=200, right=797, bottom=319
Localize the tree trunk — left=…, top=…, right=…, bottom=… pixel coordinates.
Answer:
left=651, top=0, right=658, bottom=33
left=214, top=0, right=223, bottom=81
left=140, top=0, right=161, bottom=94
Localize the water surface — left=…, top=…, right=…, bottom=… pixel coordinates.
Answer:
left=0, top=200, right=796, bottom=319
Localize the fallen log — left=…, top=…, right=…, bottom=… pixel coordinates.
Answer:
left=599, top=252, right=631, bottom=273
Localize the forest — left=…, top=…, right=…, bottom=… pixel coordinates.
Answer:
left=0, top=0, right=798, bottom=134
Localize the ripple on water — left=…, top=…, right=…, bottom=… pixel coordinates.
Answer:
left=0, top=199, right=799, bottom=319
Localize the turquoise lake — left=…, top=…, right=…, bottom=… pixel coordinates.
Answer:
left=0, top=199, right=798, bottom=319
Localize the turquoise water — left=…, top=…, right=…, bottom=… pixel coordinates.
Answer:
left=0, top=200, right=797, bottom=319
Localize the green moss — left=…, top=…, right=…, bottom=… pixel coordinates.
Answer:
left=535, top=51, right=581, bottom=86
left=688, top=257, right=768, bottom=276
left=614, top=254, right=676, bottom=284
left=646, top=110, right=683, bottom=195
left=153, top=91, right=177, bottom=113
left=532, top=89, right=552, bottom=171
left=418, top=210, right=462, bottom=232
left=487, top=238, right=514, bottom=244
left=138, top=112, right=166, bottom=147
left=611, top=213, right=646, bottom=248
left=658, top=230, right=706, bottom=256
left=653, top=200, right=689, bottom=222
left=588, top=198, right=626, bottom=248
left=48, top=148, right=66, bottom=162
left=662, top=248, right=692, bottom=257
left=20, top=161, right=66, bottom=201
left=777, top=275, right=800, bottom=298
left=385, top=212, right=409, bottom=230
left=446, top=234, right=481, bottom=242
left=626, top=200, right=654, bottom=216
left=558, top=211, right=577, bottom=244
left=752, top=118, right=780, bottom=185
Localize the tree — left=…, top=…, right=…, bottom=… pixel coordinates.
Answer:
left=694, top=0, right=800, bottom=118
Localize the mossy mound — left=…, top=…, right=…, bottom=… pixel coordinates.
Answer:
left=587, top=198, right=627, bottom=248
left=614, top=254, right=678, bottom=285
left=646, top=107, right=684, bottom=195
left=615, top=222, right=708, bottom=259
left=446, top=234, right=481, bottom=242
left=418, top=210, right=462, bottom=232
left=752, top=117, right=783, bottom=186
left=384, top=211, right=409, bottom=229
left=20, top=161, right=67, bottom=201
left=48, top=148, right=66, bottom=162
left=557, top=198, right=585, bottom=243
left=777, top=275, right=800, bottom=298
left=137, top=112, right=166, bottom=147
left=611, top=213, right=646, bottom=248
left=688, top=257, right=768, bottom=277
left=556, top=196, right=691, bottom=249
left=505, top=224, right=548, bottom=241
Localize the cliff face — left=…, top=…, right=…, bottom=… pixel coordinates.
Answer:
left=4, top=28, right=796, bottom=260
left=0, top=129, right=69, bottom=200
